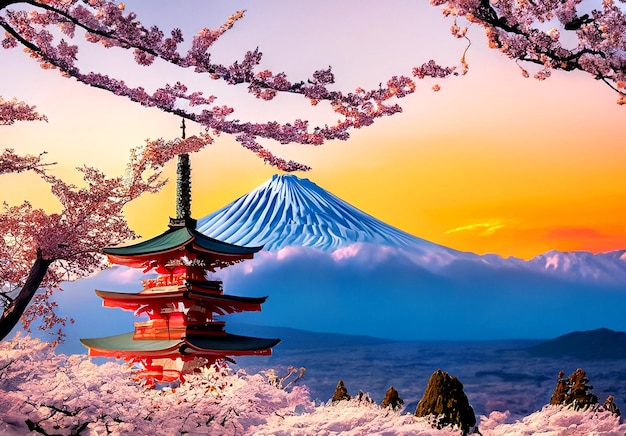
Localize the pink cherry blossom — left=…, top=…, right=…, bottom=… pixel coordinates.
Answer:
left=1, top=334, right=625, bottom=435
left=0, top=96, right=47, bottom=125
left=431, top=0, right=626, bottom=102
left=0, top=1, right=461, bottom=171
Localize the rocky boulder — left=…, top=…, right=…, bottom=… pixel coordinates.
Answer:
left=381, top=386, right=403, bottom=410
left=416, top=369, right=477, bottom=435
left=331, top=380, right=351, bottom=402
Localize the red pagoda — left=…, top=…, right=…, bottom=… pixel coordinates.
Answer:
left=80, top=146, right=280, bottom=382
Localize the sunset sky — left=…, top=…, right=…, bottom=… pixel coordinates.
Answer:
left=1, top=0, right=625, bottom=260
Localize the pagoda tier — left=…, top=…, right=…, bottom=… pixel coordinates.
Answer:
left=103, top=225, right=263, bottom=273
left=80, top=332, right=280, bottom=360
left=93, top=286, right=269, bottom=340
left=95, top=289, right=268, bottom=316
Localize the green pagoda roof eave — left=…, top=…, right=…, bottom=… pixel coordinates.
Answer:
left=80, top=334, right=181, bottom=354
left=185, top=334, right=281, bottom=353
left=80, top=332, right=281, bottom=355
left=103, top=225, right=263, bottom=258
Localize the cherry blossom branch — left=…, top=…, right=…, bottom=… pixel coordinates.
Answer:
left=431, top=0, right=626, bottom=103
left=0, top=96, right=47, bottom=125
left=0, top=1, right=457, bottom=171
left=0, top=148, right=55, bottom=175
left=25, top=401, right=89, bottom=435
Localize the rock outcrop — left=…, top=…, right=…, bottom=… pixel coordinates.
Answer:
left=381, top=386, right=403, bottom=410
left=331, top=380, right=351, bottom=402
left=415, top=369, right=477, bottom=435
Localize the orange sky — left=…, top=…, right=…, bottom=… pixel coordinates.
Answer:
left=1, top=0, right=625, bottom=260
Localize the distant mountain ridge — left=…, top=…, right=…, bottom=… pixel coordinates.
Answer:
left=526, top=250, right=626, bottom=284
left=48, top=175, right=626, bottom=343
left=528, top=328, right=626, bottom=360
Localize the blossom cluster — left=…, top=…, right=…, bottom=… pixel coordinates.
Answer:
left=431, top=0, right=626, bottom=103
left=0, top=148, right=50, bottom=175
left=0, top=1, right=459, bottom=171
left=0, top=334, right=313, bottom=435
left=1, top=335, right=625, bottom=435
left=0, top=97, right=47, bottom=125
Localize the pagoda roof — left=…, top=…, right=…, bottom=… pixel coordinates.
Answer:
left=103, top=226, right=263, bottom=270
left=95, top=289, right=268, bottom=314
left=80, top=332, right=280, bottom=359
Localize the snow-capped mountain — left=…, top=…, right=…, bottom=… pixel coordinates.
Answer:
left=197, top=174, right=625, bottom=282
left=198, top=174, right=452, bottom=252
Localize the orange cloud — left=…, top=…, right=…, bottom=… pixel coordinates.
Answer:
left=444, top=219, right=509, bottom=236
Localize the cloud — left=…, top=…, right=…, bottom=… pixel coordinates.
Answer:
left=445, top=219, right=508, bottom=236
left=33, top=243, right=626, bottom=354
left=217, top=245, right=626, bottom=341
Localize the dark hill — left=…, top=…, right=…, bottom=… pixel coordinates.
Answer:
left=528, top=328, right=626, bottom=360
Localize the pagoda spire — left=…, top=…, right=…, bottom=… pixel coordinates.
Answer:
left=171, top=119, right=196, bottom=228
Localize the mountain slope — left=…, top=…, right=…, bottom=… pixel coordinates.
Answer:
left=197, top=174, right=462, bottom=257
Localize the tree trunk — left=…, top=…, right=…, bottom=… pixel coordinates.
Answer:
left=0, top=249, right=52, bottom=341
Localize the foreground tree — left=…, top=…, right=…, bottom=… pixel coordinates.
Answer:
left=550, top=368, right=598, bottom=410
left=0, top=98, right=213, bottom=342
left=415, top=369, right=477, bottom=435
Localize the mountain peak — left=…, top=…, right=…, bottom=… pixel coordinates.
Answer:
left=197, top=174, right=457, bottom=256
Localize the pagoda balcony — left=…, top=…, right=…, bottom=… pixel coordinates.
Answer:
left=133, top=318, right=227, bottom=340
left=134, top=317, right=185, bottom=340
left=141, top=276, right=224, bottom=293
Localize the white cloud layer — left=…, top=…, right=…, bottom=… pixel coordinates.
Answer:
left=42, top=243, right=626, bottom=344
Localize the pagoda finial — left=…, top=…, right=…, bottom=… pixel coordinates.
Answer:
left=170, top=118, right=196, bottom=228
